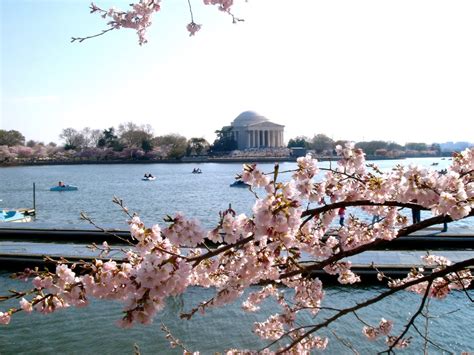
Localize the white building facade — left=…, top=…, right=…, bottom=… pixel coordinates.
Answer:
left=229, top=111, right=285, bottom=150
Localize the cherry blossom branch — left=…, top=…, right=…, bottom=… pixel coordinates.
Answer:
left=188, top=235, right=254, bottom=267
left=160, top=322, right=192, bottom=352
left=112, top=196, right=135, bottom=219
left=280, top=212, right=470, bottom=281
left=277, top=257, right=474, bottom=353
left=453, top=271, right=474, bottom=302
left=71, top=27, right=116, bottom=43
left=320, top=167, right=366, bottom=184
left=301, top=200, right=429, bottom=218
left=80, top=211, right=134, bottom=246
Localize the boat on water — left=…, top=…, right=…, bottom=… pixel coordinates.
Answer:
left=0, top=210, right=32, bottom=223
left=230, top=180, right=250, bottom=188
left=142, top=176, right=156, bottom=181
left=50, top=185, right=78, bottom=191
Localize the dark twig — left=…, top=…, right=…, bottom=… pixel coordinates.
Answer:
left=187, top=0, right=194, bottom=22
left=188, top=235, right=254, bottom=267
left=331, top=329, right=360, bottom=354
left=381, top=279, right=433, bottom=354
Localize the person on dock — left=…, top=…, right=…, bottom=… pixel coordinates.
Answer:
left=338, top=207, right=346, bottom=226
left=441, top=220, right=448, bottom=232
left=411, top=206, right=421, bottom=224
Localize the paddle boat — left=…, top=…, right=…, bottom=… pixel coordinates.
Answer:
left=192, top=168, right=202, bottom=174
left=0, top=210, right=32, bottom=223
left=50, top=184, right=78, bottom=191
left=230, top=180, right=250, bottom=188
left=142, top=175, right=156, bottom=181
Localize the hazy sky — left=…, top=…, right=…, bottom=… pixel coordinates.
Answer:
left=1, top=0, right=473, bottom=145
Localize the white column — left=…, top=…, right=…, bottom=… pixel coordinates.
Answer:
left=247, top=131, right=250, bottom=148
left=271, top=130, right=275, bottom=147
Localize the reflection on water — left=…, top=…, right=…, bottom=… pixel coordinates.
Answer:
left=0, top=157, right=470, bottom=230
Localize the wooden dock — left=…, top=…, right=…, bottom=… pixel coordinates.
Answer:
left=1, top=226, right=473, bottom=249
left=0, top=226, right=473, bottom=284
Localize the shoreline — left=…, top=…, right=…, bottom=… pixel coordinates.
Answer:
left=0, top=154, right=447, bottom=167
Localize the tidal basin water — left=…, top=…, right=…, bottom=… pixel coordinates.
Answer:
left=1, top=157, right=473, bottom=354
left=0, top=157, right=470, bottom=230
left=1, top=272, right=473, bottom=354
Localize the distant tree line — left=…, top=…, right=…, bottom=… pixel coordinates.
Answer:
left=0, top=125, right=223, bottom=163
left=1, top=127, right=472, bottom=164
left=286, top=134, right=471, bottom=157
left=0, top=124, right=245, bottom=164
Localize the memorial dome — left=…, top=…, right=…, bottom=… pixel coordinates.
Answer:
left=231, top=111, right=269, bottom=127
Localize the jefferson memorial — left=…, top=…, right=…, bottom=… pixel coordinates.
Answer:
left=227, top=111, right=285, bottom=150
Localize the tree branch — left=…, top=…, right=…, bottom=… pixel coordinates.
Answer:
left=277, top=258, right=474, bottom=353
left=279, top=211, right=473, bottom=281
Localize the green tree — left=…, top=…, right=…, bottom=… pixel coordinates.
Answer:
left=59, top=128, right=84, bottom=150
left=81, top=127, right=102, bottom=148
left=117, top=122, right=153, bottom=148
left=210, top=127, right=237, bottom=153
left=0, top=129, right=25, bottom=146
left=430, top=143, right=442, bottom=154
left=355, top=141, right=389, bottom=155
left=287, top=136, right=309, bottom=148
left=186, top=137, right=210, bottom=156
left=386, top=141, right=404, bottom=151
left=141, top=139, right=153, bottom=153
left=153, top=134, right=187, bottom=159
left=310, top=134, right=334, bottom=154
left=97, top=127, right=118, bottom=150
left=405, top=142, right=428, bottom=151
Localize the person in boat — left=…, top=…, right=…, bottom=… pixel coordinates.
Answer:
left=58, top=181, right=65, bottom=187
left=192, top=168, right=197, bottom=173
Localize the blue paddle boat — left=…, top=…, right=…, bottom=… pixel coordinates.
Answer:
left=230, top=180, right=250, bottom=188
left=0, top=210, right=32, bottom=223
left=50, top=185, right=78, bottom=191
